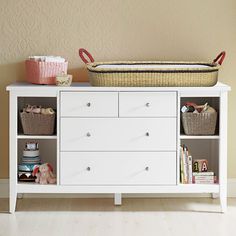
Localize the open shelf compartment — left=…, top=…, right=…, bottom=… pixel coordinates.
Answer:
left=17, top=97, right=57, bottom=136
left=17, top=139, right=57, bottom=185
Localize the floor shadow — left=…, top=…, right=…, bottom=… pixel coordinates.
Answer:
left=0, top=197, right=232, bottom=213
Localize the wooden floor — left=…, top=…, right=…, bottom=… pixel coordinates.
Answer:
left=0, top=198, right=236, bottom=236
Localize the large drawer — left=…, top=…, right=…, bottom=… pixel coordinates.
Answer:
left=119, top=92, right=176, bottom=117
left=60, top=118, right=176, bottom=151
left=60, top=152, right=176, bottom=185
left=60, top=92, right=118, bottom=117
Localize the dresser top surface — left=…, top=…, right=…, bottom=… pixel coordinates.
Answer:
left=6, top=82, right=231, bottom=92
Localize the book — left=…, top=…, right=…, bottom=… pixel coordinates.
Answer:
left=193, top=171, right=214, bottom=176
left=193, top=179, right=215, bottom=184
left=193, top=175, right=215, bottom=184
left=187, top=155, right=193, bottom=184
left=180, top=146, right=184, bottom=184
left=182, top=145, right=188, bottom=184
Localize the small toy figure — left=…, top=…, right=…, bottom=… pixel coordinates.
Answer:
left=32, top=163, right=56, bottom=184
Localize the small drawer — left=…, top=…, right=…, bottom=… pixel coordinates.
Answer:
left=60, top=92, right=118, bottom=117
left=60, top=118, right=176, bottom=151
left=60, top=152, right=176, bottom=185
left=119, top=92, right=176, bottom=117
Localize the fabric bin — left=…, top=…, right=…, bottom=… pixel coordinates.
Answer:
left=20, top=112, right=55, bottom=135
left=181, top=112, right=217, bottom=135
left=25, top=60, right=68, bottom=85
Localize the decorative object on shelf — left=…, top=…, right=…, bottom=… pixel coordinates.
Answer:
left=32, top=163, right=56, bottom=184
left=79, top=48, right=226, bottom=87
left=193, top=159, right=208, bottom=172
left=25, top=56, right=68, bottom=85
left=20, top=104, right=55, bottom=135
left=56, top=73, right=73, bottom=86
left=181, top=102, right=217, bottom=135
left=18, top=141, right=41, bottom=182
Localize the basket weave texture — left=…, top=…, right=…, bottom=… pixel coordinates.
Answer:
left=20, top=112, right=55, bottom=135
left=87, top=61, right=219, bottom=87
left=25, top=60, right=68, bottom=85
left=181, top=112, right=217, bottom=135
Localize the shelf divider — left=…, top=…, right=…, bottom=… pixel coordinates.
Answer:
left=180, top=135, right=219, bottom=140
left=17, top=134, right=57, bottom=140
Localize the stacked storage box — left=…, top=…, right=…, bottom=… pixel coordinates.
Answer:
left=18, top=142, right=41, bottom=182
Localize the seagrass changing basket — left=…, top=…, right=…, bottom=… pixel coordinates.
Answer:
left=79, top=49, right=226, bottom=87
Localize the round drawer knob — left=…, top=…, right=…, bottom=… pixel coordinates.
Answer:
left=86, top=102, right=91, bottom=107
left=86, top=167, right=91, bottom=171
left=145, top=132, right=150, bottom=137
left=86, top=132, right=91, bottom=137
left=145, top=103, right=150, bottom=107
left=145, top=167, right=149, bottom=171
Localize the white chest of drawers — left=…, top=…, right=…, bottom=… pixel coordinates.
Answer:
left=7, top=82, right=230, bottom=213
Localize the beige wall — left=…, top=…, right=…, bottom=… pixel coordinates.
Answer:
left=0, top=0, right=235, bottom=178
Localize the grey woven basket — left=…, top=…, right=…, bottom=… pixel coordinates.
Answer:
left=20, top=112, right=55, bottom=135
left=181, top=112, right=217, bottom=135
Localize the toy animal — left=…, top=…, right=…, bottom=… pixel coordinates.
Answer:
left=32, top=163, right=56, bottom=184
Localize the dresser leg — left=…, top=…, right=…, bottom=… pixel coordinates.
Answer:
left=220, top=189, right=227, bottom=213
left=114, top=193, right=122, bottom=206
left=9, top=189, right=17, bottom=213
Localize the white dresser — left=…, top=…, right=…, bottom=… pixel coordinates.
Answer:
left=7, top=82, right=230, bottom=213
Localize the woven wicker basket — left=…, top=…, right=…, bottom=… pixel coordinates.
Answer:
left=181, top=112, right=217, bottom=135
left=79, top=49, right=226, bottom=87
left=20, top=112, right=55, bottom=135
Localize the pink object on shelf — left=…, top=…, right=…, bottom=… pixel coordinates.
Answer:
left=25, top=60, right=68, bottom=85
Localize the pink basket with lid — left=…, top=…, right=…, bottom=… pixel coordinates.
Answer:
left=25, top=60, right=68, bottom=85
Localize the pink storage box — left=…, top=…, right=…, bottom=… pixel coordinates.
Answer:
left=25, top=60, right=68, bottom=85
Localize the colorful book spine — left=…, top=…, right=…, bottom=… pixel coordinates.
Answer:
left=193, top=172, right=214, bottom=176
left=187, top=155, right=193, bottom=184
left=182, top=145, right=188, bottom=184
left=180, top=146, right=184, bottom=184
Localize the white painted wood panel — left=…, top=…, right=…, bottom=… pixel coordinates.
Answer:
left=60, top=92, right=118, bottom=117
left=60, top=118, right=176, bottom=151
left=60, top=152, right=176, bottom=185
left=119, top=92, right=176, bottom=117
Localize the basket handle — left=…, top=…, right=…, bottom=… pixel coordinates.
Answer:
left=213, top=51, right=226, bottom=65
left=79, top=48, right=95, bottom=64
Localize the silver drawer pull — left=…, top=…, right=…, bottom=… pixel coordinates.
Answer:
left=145, top=167, right=149, bottom=171
left=145, top=102, right=150, bottom=107
left=86, top=102, right=91, bottom=107
left=145, top=132, right=150, bottom=137
left=86, top=132, right=91, bottom=137
left=86, top=167, right=91, bottom=171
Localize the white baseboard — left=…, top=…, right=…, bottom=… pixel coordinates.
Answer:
left=1, top=179, right=236, bottom=198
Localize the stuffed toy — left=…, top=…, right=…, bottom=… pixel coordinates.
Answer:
left=32, top=163, right=56, bottom=184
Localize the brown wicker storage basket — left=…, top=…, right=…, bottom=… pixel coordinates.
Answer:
left=79, top=49, right=226, bottom=87
left=20, top=112, right=55, bottom=135
left=181, top=112, right=217, bottom=135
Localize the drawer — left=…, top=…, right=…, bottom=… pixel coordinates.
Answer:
left=60, top=152, right=176, bottom=185
left=119, top=92, right=176, bottom=117
left=60, top=92, right=118, bottom=117
left=60, top=118, right=176, bottom=151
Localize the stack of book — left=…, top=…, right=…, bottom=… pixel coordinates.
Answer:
left=180, top=145, right=193, bottom=184
left=192, top=172, right=216, bottom=184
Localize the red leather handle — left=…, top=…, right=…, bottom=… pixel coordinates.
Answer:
left=79, top=48, right=95, bottom=64
left=213, top=51, right=226, bottom=65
